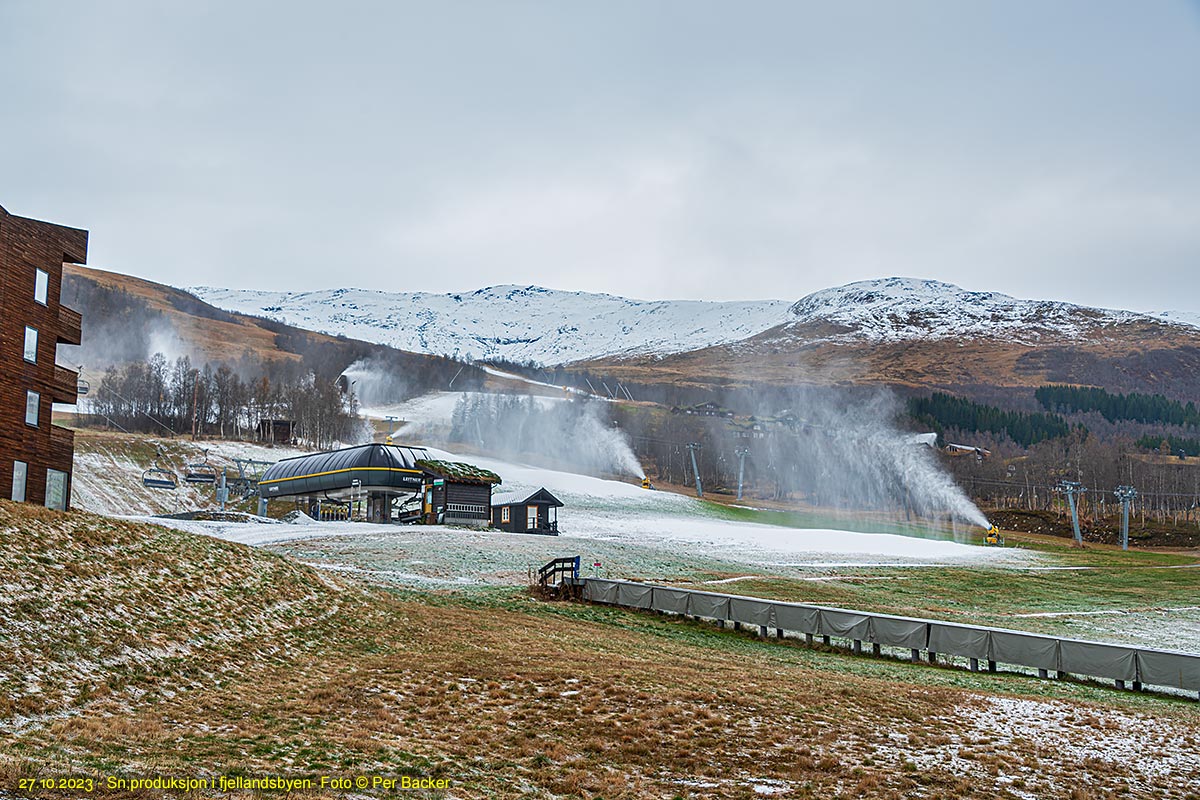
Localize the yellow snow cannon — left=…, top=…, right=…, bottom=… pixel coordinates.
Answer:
left=641, top=476, right=654, bottom=490
left=985, top=525, right=1003, bottom=546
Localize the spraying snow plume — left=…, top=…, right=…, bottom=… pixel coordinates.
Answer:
left=447, top=393, right=643, bottom=479
left=762, top=390, right=989, bottom=529
left=339, top=358, right=413, bottom=407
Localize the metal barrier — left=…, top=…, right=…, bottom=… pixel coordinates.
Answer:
left=581, top=578, right=1200, bottom=698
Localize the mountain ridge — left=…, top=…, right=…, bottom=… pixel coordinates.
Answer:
left=191, top=277, right=1198, bottom=367
left=190, top=283, right=793, bottom=365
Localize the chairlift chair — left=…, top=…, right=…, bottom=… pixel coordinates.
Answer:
left=184, top=449, right=218, bottom=484
left=142, top=449, right=178, bottom=490
left=76, top=378, right=90, bottom=397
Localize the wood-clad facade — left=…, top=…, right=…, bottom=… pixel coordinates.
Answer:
left=0, top=204, right=86, bottom=510
left=490, top=488, right=563, bottom=535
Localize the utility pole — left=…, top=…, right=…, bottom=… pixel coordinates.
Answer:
left=1057, top=481, right=1087, bottom=546
left=735, top=448, right=750, bottom=501
left=686, top=443, right=703, bottom=498
left=1114, top=485, right=1137, bottom=551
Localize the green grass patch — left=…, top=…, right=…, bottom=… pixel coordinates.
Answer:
left=701, top=501, right=965, bottom=539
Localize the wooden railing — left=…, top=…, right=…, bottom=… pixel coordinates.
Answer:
left=52, top=364, right=79, bottom=404
left=537, top=556, right=580, bottom=587
left=57, top=305, right=82, bottom=346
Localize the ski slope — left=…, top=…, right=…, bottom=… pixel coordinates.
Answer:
left=133, top=441, right=1022, bottom=582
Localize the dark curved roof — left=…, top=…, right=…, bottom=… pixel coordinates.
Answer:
left=259, top=444, right=427, bottom=498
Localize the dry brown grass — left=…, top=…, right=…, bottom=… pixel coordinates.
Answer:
left=66, top=264, right=326, bottom=366
left=2, top=507, right=1199, bottom=798
left=579, top=318, right=1200, bottom=393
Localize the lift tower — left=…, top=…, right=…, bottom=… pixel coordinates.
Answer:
left=1114, top=485, right=1138, bottom=551
left=734, top=448, right=750, bottom=501
left=1056, top=481, right=1087, bottom=546
left=686, top=443, right=703, bottom=498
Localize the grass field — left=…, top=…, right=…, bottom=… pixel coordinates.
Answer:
left=664, top=523, right=1200, bottom=652
left=3, top=502, right=1200, bottom=799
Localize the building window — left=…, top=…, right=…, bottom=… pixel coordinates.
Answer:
left=25, top=391, right=39, bottom=426
left=501, top=506, right=510, bottom=523
left=46, top=469, right=68, bottom=511
left=12, top=461, right=27, bottom=502
left=23, top=327, right=38, bottom=363
left=526, top=504, right=538, bottom=530
left=35, top=269, right=48, bottom=305
left=548, top=506, right=557, bottom=524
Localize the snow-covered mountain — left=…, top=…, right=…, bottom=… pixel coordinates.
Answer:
left=189, top=278, right=1199, bottom=366
left=783, top=277, right=1157, bottom=345
left=188, top=285, right=791, bottom=364
left=1151, top=310, right=1200, bottom=330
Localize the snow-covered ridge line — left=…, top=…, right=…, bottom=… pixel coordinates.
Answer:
left=786, top=277, right=1197, bottom=345
left=189, top=284, right=791, bottom=365
left=188, top=279, right=1200, bottom=365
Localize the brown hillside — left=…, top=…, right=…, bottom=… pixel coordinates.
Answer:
left=579, top=317, right=1200, bottom=397
left=65, top=264, right=330, bottom=367
left=61, top=266, right=496, bottom=399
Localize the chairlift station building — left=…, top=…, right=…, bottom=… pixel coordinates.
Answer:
left=258, top=443, right=503, bottom=526
left=0, top=204, right=85, bottom=510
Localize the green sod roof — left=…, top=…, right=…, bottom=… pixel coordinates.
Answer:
left=416, top=459, right=502, bottom=485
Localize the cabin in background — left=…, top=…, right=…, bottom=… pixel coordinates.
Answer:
left=256, top=418, right=295, bottom=444
left=418, top=459, right=502, bottom=527
left=491, top=488, right=563, bottom=535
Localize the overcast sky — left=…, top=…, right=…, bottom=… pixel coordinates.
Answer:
left=2, top=1, right=1198, bottom=309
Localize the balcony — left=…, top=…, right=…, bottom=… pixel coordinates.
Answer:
left=57, top=305, right=82, bottom=346
left=52, top=364, right=79, bottom=405
left=49, top=423, right=75, bottom=464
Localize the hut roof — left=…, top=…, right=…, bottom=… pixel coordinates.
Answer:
left=491, top=487, right=563, bottom=508
left=417, top=459, right=502, bottom=485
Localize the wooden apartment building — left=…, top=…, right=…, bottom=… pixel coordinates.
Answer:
left=0, top=204, right=85, bottom=510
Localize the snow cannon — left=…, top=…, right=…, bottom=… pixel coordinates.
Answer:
left=640, top=476, right=655, bottom=490
left=984, top=524, right=1003, bottom=547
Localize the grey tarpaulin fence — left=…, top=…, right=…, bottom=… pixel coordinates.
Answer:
left=581, top=578, right=1200, bottom=696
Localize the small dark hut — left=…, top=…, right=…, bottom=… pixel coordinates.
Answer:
left=490, top=488, right=563, bottom=535
left=671, top=401, right=735, bottom=419
left=256, top=419, right=295, bottom=444
left=417, top=459, right=502, bottom=527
